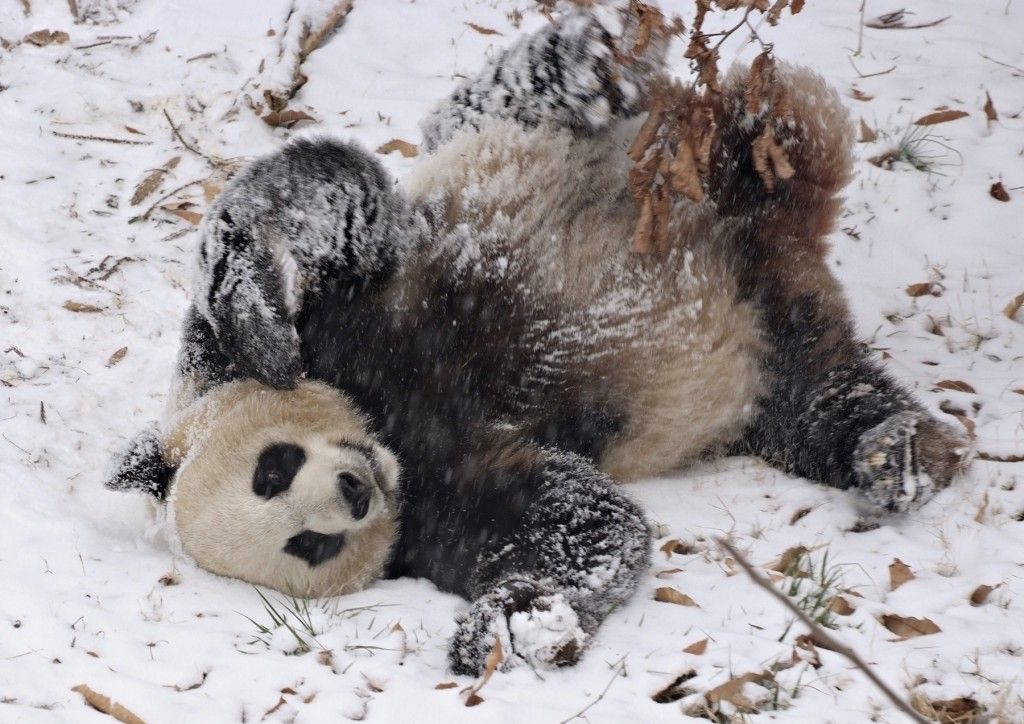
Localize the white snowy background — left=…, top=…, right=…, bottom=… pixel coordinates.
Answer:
left=1, top=0, right=1022, bottom=721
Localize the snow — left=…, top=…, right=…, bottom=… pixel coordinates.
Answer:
left=1, top=0, right=1023, bottom=721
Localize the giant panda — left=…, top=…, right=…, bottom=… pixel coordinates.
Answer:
left=106, top=9, right=970, bottom=675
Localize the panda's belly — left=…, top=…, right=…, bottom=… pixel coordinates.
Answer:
left=404, top=117, right=766, bottom=481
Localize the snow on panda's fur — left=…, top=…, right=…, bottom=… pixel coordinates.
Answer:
left=106, top=10, right=970, bottom=675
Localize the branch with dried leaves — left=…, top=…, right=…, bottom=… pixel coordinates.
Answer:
left=716, top=538, right=929, bottom=724
left=622, top=0, right=803, bottom=255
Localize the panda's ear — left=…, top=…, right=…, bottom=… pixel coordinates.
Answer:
left=104, top=428, right=176, bottom=499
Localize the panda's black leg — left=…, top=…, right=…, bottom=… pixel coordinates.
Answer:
left=404, top=435, right=650, bottom=675
left=736, top=282, right=969, bottom=513
left=193, top=137, right=417, bottom=391
left=420, top=8, right=666, bottom=151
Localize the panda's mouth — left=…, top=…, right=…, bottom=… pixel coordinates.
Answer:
left=283, top=529, right=346, bottom=567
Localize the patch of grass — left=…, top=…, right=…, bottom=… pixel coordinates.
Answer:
left=871, top=125, right=963, bottom=175
left=240, top=588, right=323, bottom=655
left=777, top=548, right=844, bottom=640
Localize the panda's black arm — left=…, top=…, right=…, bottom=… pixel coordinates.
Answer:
left=445, top=449, right=651, bottom=675
left=420, top=10, right=663, bottom=152
left=190, top=137, right=418, bottom=391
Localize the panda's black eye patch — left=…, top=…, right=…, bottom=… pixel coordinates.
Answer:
left=283, top=530, right=346, bottom=567
left=253, top=443, right=306, bottom=499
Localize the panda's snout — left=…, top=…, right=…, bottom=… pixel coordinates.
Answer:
left=338, top=473, right=371, bottom=520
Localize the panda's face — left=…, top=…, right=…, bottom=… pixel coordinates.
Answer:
left=167, top=382, right=400, bottom=598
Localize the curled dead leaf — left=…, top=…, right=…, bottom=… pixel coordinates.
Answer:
left=1004, top=292, right=1024, bottom=320
left=464, top=22, right=502, bottom=36
left=262, top=109, right=315, bottom=127
left=659, top=538, right=697, bottom=557
left=106, top=347, right=128, bottom=367
left=63, top=301, right=103, bottom=313
left=654, top=587, right=699, bottom=607
left=376, top=139, right=419, bottom=158
left=769, top=545, right=808, bottom=575
left=130, top=156, right=180, bottom=206
left=706, top=671, right=773, bottom=712
left=914, top=109, right=969, bottom=126
left=850, top=88, right=874, bottom=102
left=161, top=203, right=202, bottom=226
left=889, top=558, right=915, bottom=590
left=969, top=584, right=994, bottom=606
left=71, top=685, right=145, bottom=724
left=435, top=682, right=458, bottom=690
left=880, top=614, right=941, bottom=639
left=25, top=29, right=70, bottom=46
left=829, top=596, right=854, bottom=615
left=655, top=567, right=684, bottom=579
left=983, top=92, right=998, bottom=123
left=906, top=282, right=942, bottom=298
left=463, top=637, right=503, bottom=707
left=990, top=181, right=1011, bottom=202
left=858, top=117, right=878, bottom=143
left=934, top=380, right=976, bottom=394
left=683, top=638, right=708, bottom=655
left=913, top=695, right=983, bottom=724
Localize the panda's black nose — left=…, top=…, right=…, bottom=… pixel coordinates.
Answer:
left=338, top=473, right=371, bottom=520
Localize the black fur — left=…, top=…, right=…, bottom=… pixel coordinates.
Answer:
left=252, top=442, right=306, bottom=499
left=283, top=530, right=346, bottom=567
left=105, top=428, right=175, bottom=499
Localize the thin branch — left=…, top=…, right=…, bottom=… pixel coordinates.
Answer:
left=162, top=109, right=218, bottom=165
left=133, top=179, right=204, bottom=222
left=980, top=53, right=1024, bottom=75
left=847, top=56, right=896, bottom=78
left=300, top=0, right=356, bottom=60
left=560, top=655, right=628, bottom=724
left=855, top=0, right=866, bottom=56
left=51, top=130, right=152, bottom=146
left=716, top=538, right=928, bottom=724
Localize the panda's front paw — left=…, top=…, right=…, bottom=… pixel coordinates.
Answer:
left=853, top=410, right=970, bottom=513
left=449, top=581, right=587, bottom=675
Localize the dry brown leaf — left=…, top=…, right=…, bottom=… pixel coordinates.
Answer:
left=464, top=21, right=502, bottom=36
left=983, top=92, right=998, bottom=123
left=934, top=380, right=976, bottom=394
left=914, top=109, right=969, bottom=126
left=1004, top=292, right=1024, bottom=321
left=659, top=538, right=696, bottom=557
left=683, top=638, right=708, bottom=655
left=162, top=203, right=202, bottom=226
left=914, top=695, right=983, bottom=724
left=830, top=596, right=855, bottom=615
left=464, top=637, right=503, bottom=707
left=706, top=671, right=772, bottom=711
left=630, top=2, right=665, bottom=55
left=668, top=140, right=705, bottom=202
left=790, top=0, right=804, bottom=12
left=262, top=109, right=315, bottom=127
left=376, top=139, right=419, bottom=158
left=435, top=682, right=458, bottom=690
left=850, top=88, right=874, bottom=102
left=990, top=181, right=1011, bottom=202
left=130, top=156, right=180, bottom=206
left=106, top=347, right=128, bottom=367
left=654, top=587, right=699, bottom=607
left=880, top=614, right=941, bottom=639
left=655, top=567, right=684, bottom=579
left=25, top=29, right=70, bottom=46
left=632, top=194, right=655, bottom=254
left=72, top=685, right=146, bottom=724
left=970, top=584, right=994, bottom=607
left=264, top=696, right=286, bottom=717
left=769, top=545, right=807, bottom=574
left=905, top=282, right=941, bottom=297
left=766, top=0, right=789, bottom=26
left=889, top=558, right=915, bottom=590
left=858, top=117, right=878, bottom=143
left=64, top=301, right=103, bottom=313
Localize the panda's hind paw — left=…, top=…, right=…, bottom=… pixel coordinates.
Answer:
left=853, top=410, right=971, bottom=513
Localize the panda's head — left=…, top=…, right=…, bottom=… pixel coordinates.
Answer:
left=107, top=380, right=400, bottom=598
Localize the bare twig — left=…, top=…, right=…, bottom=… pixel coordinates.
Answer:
left=717, top=538, right=928, bottom=724
left=847, top=56, right=896, bottom=78
left=300, top=0, right=356, bottom=60
left=51, top=130, right=152, bottom=146
left=162, top=109, right=218, bottom=165
left=134, top=179, right=204, bottom=222
left=865, top=10, right=950, bottom=30
left=980, top=53, right=1024, bottom=75
left=560, top=655, right=628, bottom=724
left=855, top=0, right=866, bottom=56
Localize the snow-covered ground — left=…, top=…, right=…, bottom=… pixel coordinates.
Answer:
left=1, top=0, right=1022, bottom=721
